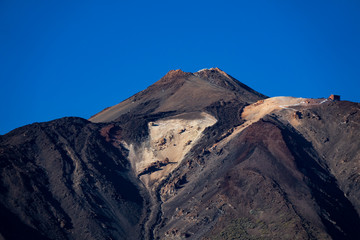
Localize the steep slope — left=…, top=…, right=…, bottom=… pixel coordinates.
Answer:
left=1, top=68, right=359, bottom=240
left=89, top=68, right=268, bottom=239
left=283, top=100, right=360, bottom=214
left=0, top=118, right=145, bottom=240
left=148, top=97, right=360, bottom=240
left=89, top=68, right=266, bottom=124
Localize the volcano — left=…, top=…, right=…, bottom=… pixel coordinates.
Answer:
left=1, top=68, right=360, bottom=240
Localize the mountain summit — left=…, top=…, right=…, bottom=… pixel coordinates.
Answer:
left=1, top=69, right=360, bottom=240
left=89, top=68, right=266, bottom=123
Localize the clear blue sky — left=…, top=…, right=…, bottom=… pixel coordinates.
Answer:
left=1, top=0, right=360, bottom=135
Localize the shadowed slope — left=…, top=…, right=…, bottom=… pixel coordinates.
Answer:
left=0, top=118, right=145, bottom=240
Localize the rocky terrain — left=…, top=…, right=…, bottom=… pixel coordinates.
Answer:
left=1, top=68, right=359, bottom=239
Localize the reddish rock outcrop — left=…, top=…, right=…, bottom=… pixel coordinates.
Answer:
left=329, top=94, right=341, bottom=101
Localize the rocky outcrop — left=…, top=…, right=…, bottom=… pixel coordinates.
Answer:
left=138, top=158, right=170, bottom=176
left=329, top=94, right=341, bottom=101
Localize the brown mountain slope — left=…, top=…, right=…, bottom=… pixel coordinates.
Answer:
left=155, top=117, right=360, bottom=239
left=89, top=68, right=266, bottom=123
left=282, top=100, right=360, bottom=215
left=1, top=68, right=360, bottom=240
left=0, top=118, right=145, bottom=240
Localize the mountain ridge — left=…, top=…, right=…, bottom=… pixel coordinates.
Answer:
left=89, top=68, right=266, bottom=124
left=1, top=69, right=359, bottom=240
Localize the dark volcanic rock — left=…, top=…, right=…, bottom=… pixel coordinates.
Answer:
left=1, top=69, right=359, bottom=240
left=0, top=118, right=145, bottom=240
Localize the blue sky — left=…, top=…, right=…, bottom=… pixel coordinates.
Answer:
left=1, top=0, right=359, bottom=135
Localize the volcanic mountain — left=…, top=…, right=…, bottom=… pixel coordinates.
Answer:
left=1, top=68, right=359, bottom=240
